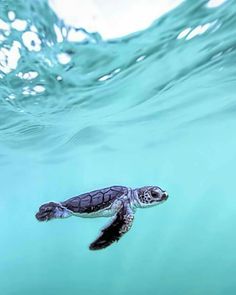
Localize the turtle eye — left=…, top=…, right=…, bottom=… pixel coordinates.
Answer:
left=152, top=192, right=159, bottom=198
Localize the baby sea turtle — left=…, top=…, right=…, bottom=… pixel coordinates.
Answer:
left=35, top=185, right=168, bottom=250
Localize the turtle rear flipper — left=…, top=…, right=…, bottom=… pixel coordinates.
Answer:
left=35, top=202, right=72, bottom=221
left=89, top=201, right=134, bottom=250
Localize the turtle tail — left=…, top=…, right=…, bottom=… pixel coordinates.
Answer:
left=35, top=202, right=72, bottom=222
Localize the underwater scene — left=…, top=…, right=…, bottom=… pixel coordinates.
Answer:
left=1, top=0, right=236, bottom=294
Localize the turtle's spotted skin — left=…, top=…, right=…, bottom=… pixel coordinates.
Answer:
left=35, top=185, right=168, bottom=250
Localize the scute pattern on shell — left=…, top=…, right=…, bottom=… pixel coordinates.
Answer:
left=61, top=186, right=128, bottom=214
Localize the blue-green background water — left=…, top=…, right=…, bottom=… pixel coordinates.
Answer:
left=1, top=0, right=236, bottom=294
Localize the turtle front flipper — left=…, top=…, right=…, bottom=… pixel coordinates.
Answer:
left=89, top=201, right=134, bottom=250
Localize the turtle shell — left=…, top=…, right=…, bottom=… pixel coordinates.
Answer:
left=61, top=186, right=128, bottom=214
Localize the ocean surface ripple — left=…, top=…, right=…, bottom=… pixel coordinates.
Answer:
left=0, top=0, right=236, bottom=162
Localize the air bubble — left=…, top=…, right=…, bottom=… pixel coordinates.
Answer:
left=8, top=11, right=16, bottom=21
left=57, top=53, right=71, bottom=64
left=136, top=55, right=146, bottom=62
left=11, top=19, right=27, bottom=31
left=56, top=76, right=62, bottom=81
left=207, top=0, right=227, bottom=8
left=22, top=31, right=41, bottom=52
left=177, top=28, right=191, bottom=39
left=33, top=85, right=45, bottom=93
left=98, top=74, right=112, bottom=82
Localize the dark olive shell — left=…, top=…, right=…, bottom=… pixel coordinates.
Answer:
left=61, top=186, right=128, bottom=214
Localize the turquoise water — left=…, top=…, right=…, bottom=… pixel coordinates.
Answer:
left=1, top=0, right=236, bottom=294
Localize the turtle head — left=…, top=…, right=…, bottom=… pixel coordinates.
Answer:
left=136, top=186, right=168, bottom=208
